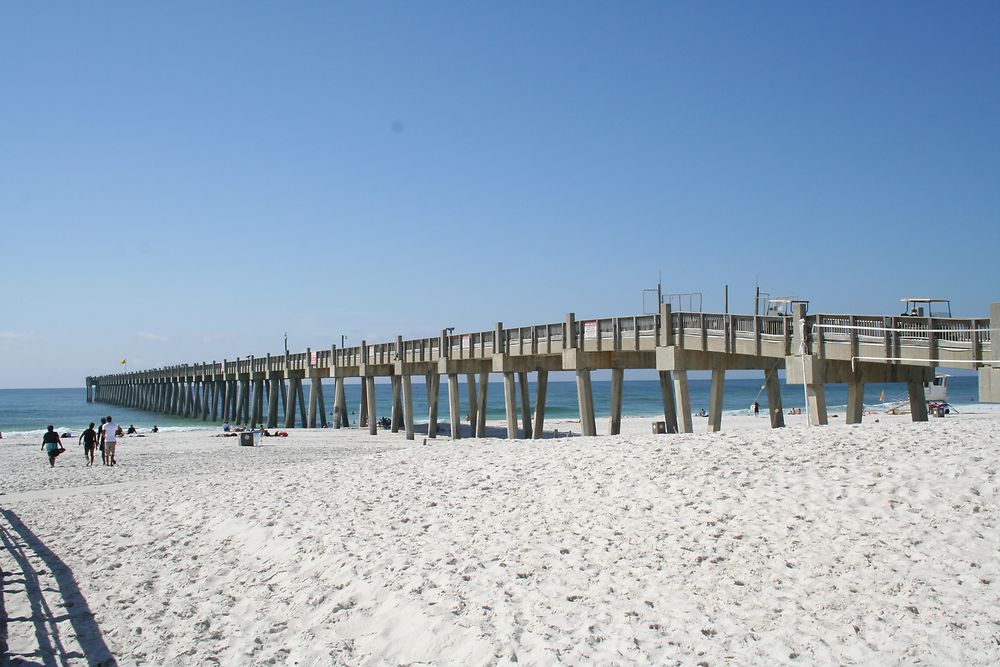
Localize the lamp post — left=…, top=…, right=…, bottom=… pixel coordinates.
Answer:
left=284, top=332, right=289, bottom=356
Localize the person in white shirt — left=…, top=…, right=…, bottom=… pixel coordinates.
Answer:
left=102, top=416, right=119, bottom=466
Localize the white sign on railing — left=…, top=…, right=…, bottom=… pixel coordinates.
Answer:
left=584, top=320, right=598, bottom=340
left=462, top=335, right=471, bottom=351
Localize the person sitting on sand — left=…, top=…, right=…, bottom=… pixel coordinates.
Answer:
left=115, top=425, right=124, bottom=438
left=126, top=424, right=137, bottom=435
left=223, top=421, right=231, bottom=432
left=151, top=425, right=159, bottom=433
left=41, top=425, right=65, bottom=467
left=79, top=422, right=98, bottom=466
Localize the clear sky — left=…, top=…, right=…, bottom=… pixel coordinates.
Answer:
left=1, top=2, right=998, bottom=388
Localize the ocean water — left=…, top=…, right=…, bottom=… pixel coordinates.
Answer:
left=0, top=376, right=988, bottom=439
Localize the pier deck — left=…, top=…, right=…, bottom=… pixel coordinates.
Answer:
left=87, top=303, right=999, bottom=438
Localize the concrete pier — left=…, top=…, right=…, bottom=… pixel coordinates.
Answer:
left=86, top=300, right=998, bottom=437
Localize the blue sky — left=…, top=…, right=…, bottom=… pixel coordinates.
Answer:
left=1, top=1, right=998, bottom=388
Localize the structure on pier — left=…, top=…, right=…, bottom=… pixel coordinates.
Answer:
left=87, top=302, right=999, bottom=439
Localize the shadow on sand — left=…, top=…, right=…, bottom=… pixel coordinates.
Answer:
left=0, top=509, right=116, bottom=666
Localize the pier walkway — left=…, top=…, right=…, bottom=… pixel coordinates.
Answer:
left=87, top=303, right=999, bottom=439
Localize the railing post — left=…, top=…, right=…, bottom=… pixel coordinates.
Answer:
left=495, top=322, right=504, bottom=355
left=927, top=317, right=937, bottom=365
left=564, top=313, right=576, bottom=349
left=659, top=303, right=672, bottom=347
left=816, top=314, right=825, bottom=358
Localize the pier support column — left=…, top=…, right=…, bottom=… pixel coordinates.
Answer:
left=228, top=380, right=239, bottom=421
left=977, top=302, right=1000, bottom=402
left=267, top=378, right=280, bottom=428
left=466, top=374, right=478, bottom=430
left=242, top=379, right=251, bottom=424
left=284, top=379, right=298, bottom=428
left=359, top=378, right=368, bottom=429
left=503, top=372, right=518, bottom=439
left=234, top=382, right=244, bottom=423
left=333, top=377, right=346, bottom=428
left=907, top=381, right=929, bottom=422
left=576, top=369, right=597, bottom=437
left=218, top=380, right=227, bottom=421
left=295, top=378, right=307, bottom=426
left=212, top=380, right=222, bottom=421
left=532, top=370, right=548, bottom=439
left=193, top=381, right=202, bottom=419
left=366, top=376, right=378, bottom=436
left=806, top=384, right=829, bottom=426
left=673, top=370, right=694, bottom=433
left=707, top=369, right=725, bottom=433
left=447, top=374, right=461, bottom=439
left=427, top=373, right=440, bottom=438
left=317, top=380, right=327, bottom=428
left=658, top=371, right=679, bottom=434
left=518, top=372, right=532, bottom=437
left=475, top=370, right=489, bottom=438
left=307, top=378, right=318, bottom=428
left=609, top=368, right=625, bottom=436
left=402, top=374, right=415, bottom=441
left=846, top=382, right=865, bottom=424
left=765, top=370, right=785, bottom=428
left=201, top=382, right=211, bottom=420
left=253, top=378, right=265, bottom=426
left=390, top=376, right=402, bottom=433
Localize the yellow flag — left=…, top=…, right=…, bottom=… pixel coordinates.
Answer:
left=120, top=358, right=127, bottom=365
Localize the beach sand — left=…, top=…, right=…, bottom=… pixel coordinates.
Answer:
left=1, top=412, right=998, bottom=665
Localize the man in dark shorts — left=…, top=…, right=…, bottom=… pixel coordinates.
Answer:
left=98, top=417, right=107, bottom=465
left=79, top=422, right=98, bottom=466
left=41, top=425, right=65, bottom=467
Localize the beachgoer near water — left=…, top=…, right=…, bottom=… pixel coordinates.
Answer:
left=98, top=417, right=107, bottom=465
left=223, top=421, right=231, bottom=432
left=752, top=401, right=760, bottom=417
left=103, top=416, right=119, bottom=466
left=126, top=424, right=137, bottom=435
left=41, top=425, right=65, bottom=467
left=115, top=425, right=124, bottom=438
left=79, top=422, right=98, bottom=466
left=151, top=425, right=159, bottom=433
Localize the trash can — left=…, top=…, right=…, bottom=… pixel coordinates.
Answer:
left=652, top=421, right=666, bottom=434
left=239, top=432, right=255, bottom=447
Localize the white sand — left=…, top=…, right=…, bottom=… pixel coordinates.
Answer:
left=1, top=413, right=998, bottom=665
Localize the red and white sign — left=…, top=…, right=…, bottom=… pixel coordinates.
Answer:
left=584, top=320, right=598, bottom=340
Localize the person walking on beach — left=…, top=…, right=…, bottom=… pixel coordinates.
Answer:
left=41, top=425, right=65, bottom=467
left=102, top=416, right=119, bottom=466
left=752, top=401, right=760, bottom=417
left=98, top=417, right=107, bottom=464
left=79, top=422, right=98, bottom=466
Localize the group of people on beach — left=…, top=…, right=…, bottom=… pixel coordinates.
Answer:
left=42, top=415, right=158, bottom=468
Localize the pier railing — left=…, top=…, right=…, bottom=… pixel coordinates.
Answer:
left=90, top=309, right=994, bottom=385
